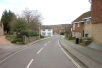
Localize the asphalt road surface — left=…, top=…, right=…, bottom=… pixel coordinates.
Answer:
left=0, top=35, right=77, bottom=68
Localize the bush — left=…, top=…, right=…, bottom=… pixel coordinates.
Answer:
left=8, top=31, right=14, bottom=35
left=6, top=35, right=17, bottom=41
left=60, top=32, right=65, bottom=35
left=11, top=38, right=23, bottom=43
left=20, top=30, right=39, bottom=37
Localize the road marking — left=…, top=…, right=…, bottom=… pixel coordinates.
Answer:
left=26, top=59, right=34, bottom=68
left=37, top=47, right=43, bottom=54
left=44, top=43, right=47, bottom=46
left=58, top=40, right=82, bottom=68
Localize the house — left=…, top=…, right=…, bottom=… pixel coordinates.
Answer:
left=72, top=11, right=91, bottom=37
left=82, top=17, right=92, bottom=37
left=90, top=0, right=102, bottom=45
left=71, top=0, right=102, bottom=45
left=0, top=22, right=4, bottom=35
left=41, top=26, right=53, bottom=36
left=43, top=24, right=71, bottom=35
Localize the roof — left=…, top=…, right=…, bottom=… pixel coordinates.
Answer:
left=72, top=11, right=91, bottom=23
left=42, top=24, right=72, bottom=28
left=42, top=26, right=52, bottom=29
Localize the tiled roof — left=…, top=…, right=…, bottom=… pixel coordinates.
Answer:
left=42, top=26, right=52, bottom=29
left=72, top=11, right=91, bottom=23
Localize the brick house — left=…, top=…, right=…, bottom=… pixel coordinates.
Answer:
left=0, top=22, right=4, bottom=35
left=90, top=0, right=102, bottom=44
left=42, top=24, right=71, bottom=35
left=72, top=11, right=91, bottom=37
left=83, top=17, right=92, bottom=37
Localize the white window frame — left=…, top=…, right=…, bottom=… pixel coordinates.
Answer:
left=73, top=24, right=75, bottom=30
left=48, top=29, right=51, bottom=31
left=43, top=29, right=45, bottom=31
left=85, top=31, right=90, bottom=37
left=78, top=23, right=80, bottom=27
left=86, top=19, right=90, bottom=25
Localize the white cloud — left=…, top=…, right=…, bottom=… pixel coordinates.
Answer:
left=0, top=0, right=91, bottom=25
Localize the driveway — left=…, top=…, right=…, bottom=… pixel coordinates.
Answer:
left=0, top=36, right=12, bottom=45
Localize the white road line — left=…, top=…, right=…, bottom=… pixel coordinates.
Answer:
left=58, top=40, right=82, bottom=68
left=37, top=47, right=43, bottom=54
left=26, top=59, right=34, bottom=68
left=44, top=43, right=47, bottom=46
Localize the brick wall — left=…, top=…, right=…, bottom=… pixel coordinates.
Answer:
left=72, top=23, right=84, bottom=37
left=91, top=0, right=102, bottom=24
left=92, top=23, right=102, bottom=44
left=91, top=0, right=102, bottom=45
left=84, top=21, right=92, bottom=37
left=72, top=23, right=81, bottom=32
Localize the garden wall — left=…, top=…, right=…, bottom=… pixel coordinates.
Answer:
left=23, top=35, right=36, bottom=44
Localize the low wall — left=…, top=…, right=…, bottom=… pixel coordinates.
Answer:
left=23, top=35, right=36, bottom=44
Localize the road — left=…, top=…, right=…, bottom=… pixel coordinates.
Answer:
left=0, top=35, right=77, bottom=68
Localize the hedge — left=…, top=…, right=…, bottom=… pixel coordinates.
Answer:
left=20, top=30, right=39, bottom=37
left=60, top=32, right=65, bottom=35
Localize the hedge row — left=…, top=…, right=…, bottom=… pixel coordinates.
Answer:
left=60, top=32, right=65, bottom=35
left=20, top=30, right=39, bottom=37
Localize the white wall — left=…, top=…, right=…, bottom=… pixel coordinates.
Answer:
left=41, top=29, right=53, bottom=36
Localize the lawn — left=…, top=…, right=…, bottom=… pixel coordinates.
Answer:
left=65, top=38, right=75, bottom=43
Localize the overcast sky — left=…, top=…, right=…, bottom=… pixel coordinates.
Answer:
left=0, top=0, right=91, bottom=25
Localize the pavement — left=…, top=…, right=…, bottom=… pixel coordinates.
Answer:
left=59, top=36, right=102, bottom=68
left=0, top=36, right=12, bottom=45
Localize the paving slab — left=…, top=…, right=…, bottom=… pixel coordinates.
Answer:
left=60, top=38, right=102, bottom=68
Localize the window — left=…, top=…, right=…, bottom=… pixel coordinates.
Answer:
left=48, top=33, right=51, bottom=36
left=73, top=24, right=75, bottom=30
left=85, top=31, right=90, bottom=37
left=42, top=33, right=46, bottom=36
left=86, top=19, right=90, bottom=25
left=48, top=29, right=51, bottom=31
left=78, top=23, right=80, bottom=27
left=73, top=32, right=76, bottom=37
left=43, top=29, right=45, bottom=31
left=78, top=32, right=80, bottom=37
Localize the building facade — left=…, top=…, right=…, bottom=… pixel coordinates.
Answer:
left=41, top=26, right=53, bottom=36
left=91, top=0, right=102, bottom=44
left=72, top=11, right=91, bottom=38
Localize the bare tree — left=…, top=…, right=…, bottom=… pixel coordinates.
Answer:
left=22, top=8, right=42, bottom=31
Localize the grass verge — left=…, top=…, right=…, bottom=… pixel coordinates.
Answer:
left=65, top=38, right=75, bottom=43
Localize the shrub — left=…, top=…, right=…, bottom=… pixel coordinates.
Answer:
left=20, top=30, right=39, bottom=37
left=11, top=38, right=23, bottom=43
left=85, top=33, right=88, bottom=37
left=60, top=32, right=65, bottom=35
left=6, top=35, right=17, bottom=41
left=8, top=31, right=14, bottom=35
